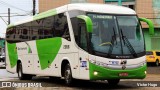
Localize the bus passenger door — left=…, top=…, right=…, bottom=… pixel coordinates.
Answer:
left=78, top=23, right=90, bottom=79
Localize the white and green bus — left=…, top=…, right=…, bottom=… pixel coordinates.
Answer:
left=6, top=3, right=154, bottom=85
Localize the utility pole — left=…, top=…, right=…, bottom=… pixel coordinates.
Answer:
left=8, top=8, right=10, bottom=25
left=118, top=0, right=122, bottom=6
left=33, top=0, right=36, bottom=15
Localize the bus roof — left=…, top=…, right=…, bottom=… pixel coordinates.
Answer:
left=7, top=3, right=136, bottom=29
left=67, top=3, right=136, bottom=14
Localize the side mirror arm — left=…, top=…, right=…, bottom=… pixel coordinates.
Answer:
left=139, top=18, right=154, bottom=35
left=77, top=15, right=93, bottom=33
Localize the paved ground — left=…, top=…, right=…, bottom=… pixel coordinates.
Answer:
left=0, top=62, right=160, bottom=90
left=147, top=64, right=160, bottom=74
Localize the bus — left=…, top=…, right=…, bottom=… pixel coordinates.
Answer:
left=5, top=3, right=154, bottom=86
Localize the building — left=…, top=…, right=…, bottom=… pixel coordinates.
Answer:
left=136, top=0, right=160, bottom=51
left=104, top=0, right=135, bottom=10
left=38, top=0, right=160, bottom=51
left=39, top=0, right=104, bottom=13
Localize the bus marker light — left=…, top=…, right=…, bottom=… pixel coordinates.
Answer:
left=119, top=72, right=128, bottom=76
left=94, top=71, right=98, bottom=76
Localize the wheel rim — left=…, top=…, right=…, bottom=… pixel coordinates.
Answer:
left=65, top=67, right=71, bottom=84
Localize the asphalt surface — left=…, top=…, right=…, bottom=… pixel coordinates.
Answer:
left=147, top=63, right=160, bottom=74
left=0, top=62, right=160, bottom=90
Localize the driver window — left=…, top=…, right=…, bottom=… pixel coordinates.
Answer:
left=79, top=23, right=88, bottom=51
left=71, top=17, right=88, bottom=51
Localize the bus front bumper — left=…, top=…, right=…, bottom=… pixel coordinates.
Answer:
left=89, top=62, right=147, bottom=80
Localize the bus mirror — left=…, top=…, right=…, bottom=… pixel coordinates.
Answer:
left=139, top=18, right=154, bottom=35
left=77, top=15, right=93, bottom=33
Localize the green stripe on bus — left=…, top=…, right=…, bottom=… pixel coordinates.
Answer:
left=36, top=37, right=62, bottom=70
left=7, top=43, right=18, bottom=68
left=139, top=18, right=154, bottom=35
left=89, top=62, right=146, bottom=80
left=33, top=9, right=57, bottom=20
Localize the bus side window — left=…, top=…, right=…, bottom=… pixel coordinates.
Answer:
left=71, top=17, right=79, bottom=44
left=62, top=23, right=70, bottom=41
left=53, top=13, right=70, bottom=41
left=6, top=27, right=21, bottom=43
left=71, top=17, right=88, bottom=51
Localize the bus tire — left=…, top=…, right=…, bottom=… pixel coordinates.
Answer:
left=64, top=63, right=73, bottom=86
left=17, top=62, right=25, bottom=80
left=107, top=79, right=120, bottom=86
left=17, top=62, right=32, bottom=80
left=156, top=59, right=159, bottom=66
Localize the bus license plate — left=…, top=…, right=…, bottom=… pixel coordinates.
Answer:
left=119, top=72, right=128, bottom=76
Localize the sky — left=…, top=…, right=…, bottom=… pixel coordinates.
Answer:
left=0, top=0, right=39, bottom=38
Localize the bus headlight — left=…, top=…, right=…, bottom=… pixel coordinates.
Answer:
left=141, top=61, right=146, bottom=66
left=144, top=71, right=147, bottom=74
left=94, top=71, right=98, bottom=76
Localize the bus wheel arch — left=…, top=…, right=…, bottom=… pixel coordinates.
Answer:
left=17, top=60, right=32, bottom=80
left=17, top=60, right=24, bottom=80
left=61, top=59, right=73, bottom=86
left=61, top=60, right=70, bottom=77
left=17, top=60, right=22, bottom=73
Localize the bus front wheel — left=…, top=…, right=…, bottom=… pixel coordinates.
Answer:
left=64, top=63, right=73, bottom=86
left=107, top=79, right=120, bottom=86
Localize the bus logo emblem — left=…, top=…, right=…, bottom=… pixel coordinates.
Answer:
left=121, top=60, right=127, bottom=70
left=122, top=65, right=126, bottom=70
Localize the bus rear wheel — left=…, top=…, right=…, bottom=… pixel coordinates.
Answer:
left=64, top=63, right=73, bottom=86
left=17, top=62, right=32, bottom=80
left=107, top=79, right=120, bottom=86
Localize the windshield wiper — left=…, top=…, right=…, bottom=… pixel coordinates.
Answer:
left=107, top=27, right=117, bottom=57
left=120, top=29, right=137, bottom=57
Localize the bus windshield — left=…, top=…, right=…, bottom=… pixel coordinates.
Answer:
left=87, top=13, right=145, bottom=58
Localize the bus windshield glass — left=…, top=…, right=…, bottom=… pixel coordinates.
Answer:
left=87, top=13, right=145, bottom=58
